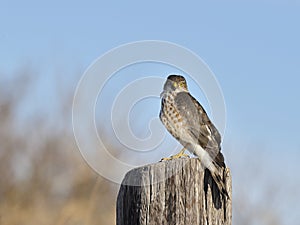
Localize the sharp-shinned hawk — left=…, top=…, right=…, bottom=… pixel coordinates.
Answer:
left=159, top=75, right=228, bottom=198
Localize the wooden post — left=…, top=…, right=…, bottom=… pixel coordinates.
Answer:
left=117, top=158, right=232, bottom=225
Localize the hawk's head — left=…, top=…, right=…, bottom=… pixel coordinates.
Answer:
left=163, top=75, right=188, bottom=93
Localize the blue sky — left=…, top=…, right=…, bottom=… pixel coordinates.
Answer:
left=2, top=1, right=299, bottom=151
left=1, top=1, right=300, bottom=223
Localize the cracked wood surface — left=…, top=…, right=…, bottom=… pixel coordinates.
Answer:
left=117, top=158, right=232, bottom=225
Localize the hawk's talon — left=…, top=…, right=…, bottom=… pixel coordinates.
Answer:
left=160, top=157, right=172, bottom=161
left=171, top=153, right=190, bottom=159
left=160, top=148, right=189, bottom=162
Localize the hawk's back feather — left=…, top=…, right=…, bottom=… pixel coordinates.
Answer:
left=174, top=92, right=225, bottom=167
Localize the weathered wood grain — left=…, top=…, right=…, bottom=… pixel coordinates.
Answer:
left=117, top=158, right=232, bottom=225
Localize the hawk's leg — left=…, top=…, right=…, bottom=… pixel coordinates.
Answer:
left=160, top=148, right=190, bottom=161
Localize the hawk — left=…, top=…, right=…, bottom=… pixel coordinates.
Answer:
left=159, top=75, right=228, bottom=198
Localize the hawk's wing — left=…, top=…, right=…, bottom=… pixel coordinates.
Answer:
left=175, top=92, right=225, bottom=166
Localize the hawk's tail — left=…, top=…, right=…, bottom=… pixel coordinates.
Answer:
left=210, top=167, right=230, bottom=199
left=193, top=146, right=229, bottom=199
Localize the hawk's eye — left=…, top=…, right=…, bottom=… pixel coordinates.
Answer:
left=179, top=81, right=185, bottom=87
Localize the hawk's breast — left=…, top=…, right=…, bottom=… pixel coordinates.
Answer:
left=160, top=92, right=185, bottom=142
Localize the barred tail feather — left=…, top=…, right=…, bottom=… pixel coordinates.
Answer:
left=210, top=169, right=230, bottom=199
left=193, top=146, right=229, bottom=199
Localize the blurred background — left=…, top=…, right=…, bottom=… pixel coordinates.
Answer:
left=1, top=1, right=300, bottom=225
